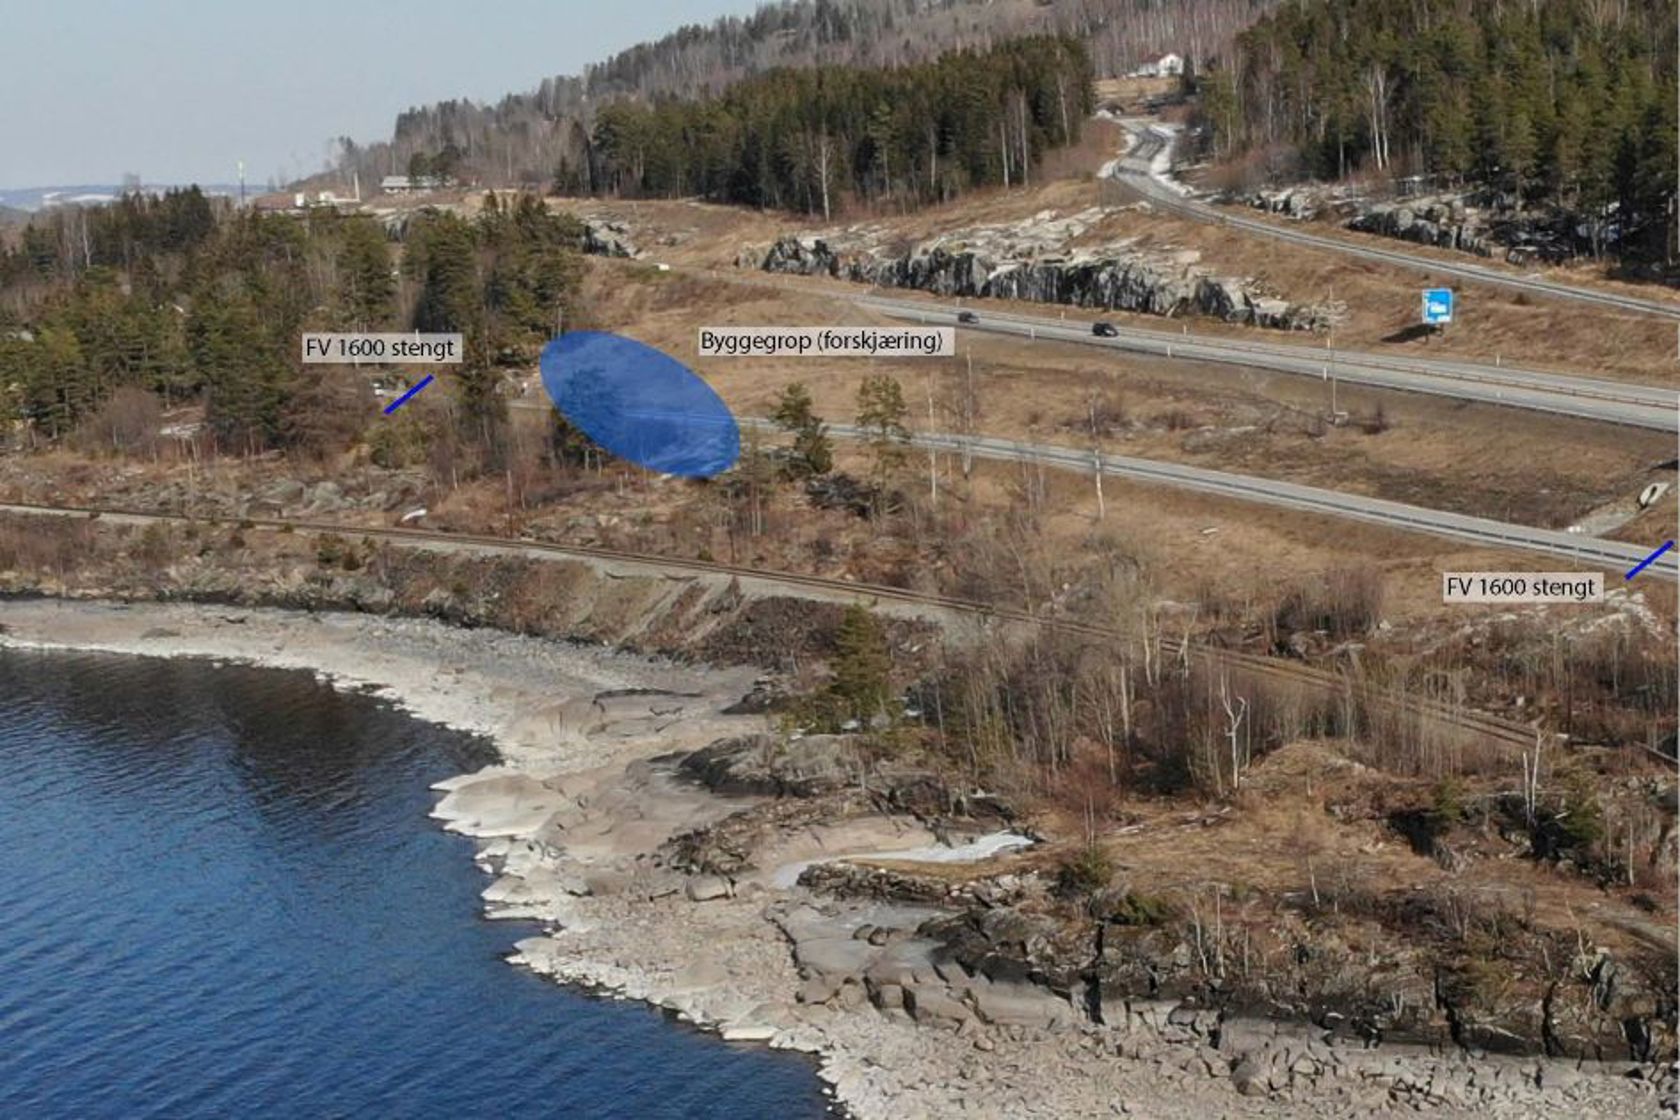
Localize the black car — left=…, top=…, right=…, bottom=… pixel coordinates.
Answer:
left=1092, top=321, right=1118, bottom=337
left=956, top=310, right=978, bottom=324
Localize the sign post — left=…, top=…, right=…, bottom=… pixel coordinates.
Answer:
left=1422, top=288, right=1454, bottom=332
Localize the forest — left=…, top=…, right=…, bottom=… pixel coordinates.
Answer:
left=570, top=37, right=1096, bottom=214
left=1193, top=0, right=1679, bottom=260
left=330, top=0, right=1269, bottom=191
left=0, top=190, right=584, bottom=463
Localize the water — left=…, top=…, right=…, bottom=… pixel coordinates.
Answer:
left=0, top=650, right=829, bottom=1119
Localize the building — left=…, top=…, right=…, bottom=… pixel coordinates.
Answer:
left=380, top=175, right=443, bottom=195
left=1130, top=52, right=1184, bottom=78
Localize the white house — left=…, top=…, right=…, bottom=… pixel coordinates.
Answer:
left=1130, top=52, right=1184, bottom=78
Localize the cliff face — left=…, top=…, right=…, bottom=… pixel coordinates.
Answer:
left=1233, top=187, right=1594, bottom=266
left=752, top=233, right=1333, bottom=331
left=1347, top=201, right=1492, bottom=258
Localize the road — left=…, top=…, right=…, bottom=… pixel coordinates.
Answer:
left=1112, top=120, right=1680, bottom=323
left=682, top=263, right=1680, bottom=431
left=852, top=292, right=1680, bottom=431
left=758, top=420, right=1677, bottom=577
left=509, top=389, right=1671, bottom=574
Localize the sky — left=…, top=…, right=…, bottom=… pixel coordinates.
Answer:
left=0, top=0, right=769, bottom=188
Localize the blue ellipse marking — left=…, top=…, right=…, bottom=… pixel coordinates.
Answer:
left=1624, top=539, right=1675, bottom=580
left=540, top=331, right=739, bottom=478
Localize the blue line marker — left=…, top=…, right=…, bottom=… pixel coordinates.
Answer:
left=383, top=374, right=435, bottom=415
left=1624, top=540, right=1675, bottom=580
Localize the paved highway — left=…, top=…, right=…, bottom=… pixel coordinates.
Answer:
left=854, top=293, right=1680, bottom=431
left=506, top=395, right=1670, bottom=574
left=1113, top=120, right=1680, bottom=323
left=787, top=422, right=1677, bottom=577
left=685, top=264, right=1679, bottom=431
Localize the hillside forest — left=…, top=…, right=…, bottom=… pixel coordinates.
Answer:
left=568, top=37, right=1097, bottom=214
left=330, top=0, right=1270, bottom=191
left=1193, top=0, right=1679, bottom=260
left=0, top=188, right=583, bottom=464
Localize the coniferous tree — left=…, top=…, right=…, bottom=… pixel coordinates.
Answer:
left=829, top=604, right=894, bottom=726
left=191, top=286, right=292, bottom=453
left=338, top=217, right=395, bottom=330
left=771, top=381, right=833, bottom=477
left=1192, top=0, right=1676, bottom=260
left=856, top=373, right=909, bottom=508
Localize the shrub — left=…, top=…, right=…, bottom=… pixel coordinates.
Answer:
left=1055, top=843, right=1115, bottom=897
left=1101, top=889, right=1175, bottom=926
left=316, top=533, right=348, bottom=568
left=1274, top=567, right=1384, bottom=640
left=72, top=387, right=163, bottom=457
left=1431, top=775, right=1466, bottom=825
left=133, top=522, right=171, bottom=567
left=829, top=604, right=895, bottom=725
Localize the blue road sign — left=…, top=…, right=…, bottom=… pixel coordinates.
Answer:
left=1422, top=288, right=1454, bottom=325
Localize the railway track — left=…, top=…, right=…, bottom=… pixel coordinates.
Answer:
left=0, top=500, right=1549, bottom=754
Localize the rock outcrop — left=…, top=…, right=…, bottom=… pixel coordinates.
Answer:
left=1347, top=199, right=1493, bottom=257
left=678, top=732, right=863, bottom=797
left=581, top=218, right=637, bottom=258
left=749, top=210, right=1337, bottom=330
left=1231, top=184, right=1599, bottom=265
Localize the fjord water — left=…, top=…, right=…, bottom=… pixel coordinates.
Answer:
left=0, top=649, right=828, bottom=1119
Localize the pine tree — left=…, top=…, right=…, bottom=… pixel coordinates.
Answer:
left=27, top=325, right=92, bottom=438
left=338, top=217, right=395, bottom=330
left=855, top=373, right=909, bottom=507
left=190, top=287, right=292, bottom=453
left=829, top=604, right=894, bottom=726
left=771, top=381, right=833, bottom=476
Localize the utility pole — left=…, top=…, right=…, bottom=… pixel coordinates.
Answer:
left=1326, top=286, right=1339, bottom=420
left=926, top=365, right=938, bottom=505
left=960, top=350, right=976, bottom=479
left=1089, top=393, right=1105, bottom=520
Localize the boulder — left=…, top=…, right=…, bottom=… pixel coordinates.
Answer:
left=904, top=984, right=973, bottom=1029
left=970, top=983, right=1073, bottom=1029
left=1195, top=276, right=1249, bottom=321
left=685, top=875, right=732, bottom=902
left=1230, top=1054, right=1269, bottom=1096
left=795, top=936, right=876, bottom=979
left=581, top=219, right=637, bottom=258
left=581, top=868, right=631, bottom=897
left=431, top=773, right=569, bottom=838
left=797, top=975, right=841, bottom=1005
left=864, top=938, right=942, bottom=989
left=678, top=733, right=861, bottom=797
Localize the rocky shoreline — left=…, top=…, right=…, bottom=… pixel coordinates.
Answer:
left=1, top=601, right=1665, bottom=1119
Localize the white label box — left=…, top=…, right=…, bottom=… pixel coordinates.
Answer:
left=1442, top=572, right=1603, bottom=603
left=698, top=327, right=955, bottom=358
left=301, top=333, right=464, bottom=364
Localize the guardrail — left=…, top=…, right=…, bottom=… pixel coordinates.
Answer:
left=863, top=297, right=1676, bottom=410
left=870, top=304, right=1675, bottom=429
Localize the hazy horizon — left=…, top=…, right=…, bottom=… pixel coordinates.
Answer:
left=0, top=0, right=768, bottom=189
